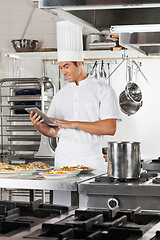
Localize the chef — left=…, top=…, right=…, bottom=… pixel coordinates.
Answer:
left=30, top=21, right=121, bottom=171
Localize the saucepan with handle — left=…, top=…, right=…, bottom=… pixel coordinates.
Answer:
left=119, top=63, right=143, bottom=116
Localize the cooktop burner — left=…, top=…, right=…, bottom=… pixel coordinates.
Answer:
left=24, top=207, right=160, bottom=240
left=94, top=172, right=158, bottom=183
left=142, top=158, right=160, bottom=173
left=152, top=177, right=160, bottom=184
left=0, top=200, right=72, bottom=237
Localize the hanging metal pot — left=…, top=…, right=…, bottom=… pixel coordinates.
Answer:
left=119, top=63, right=143, bottom=116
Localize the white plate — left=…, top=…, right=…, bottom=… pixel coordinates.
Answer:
left=61, top=169, right=82, bottom=177
left=80, top=168, right=94, bottom=174
left=0, top=172, right=20, bottom=178
left=41, top=173, right=67, bottom=179
left=36, top=167, right=54, bottom=173
left=70, top=166, right=95, bottom=174
left=19, top=169, right=37, bottom=175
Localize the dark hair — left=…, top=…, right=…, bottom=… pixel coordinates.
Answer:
left=72, top=61, right=78, bottom=67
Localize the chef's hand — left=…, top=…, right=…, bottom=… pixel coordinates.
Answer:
left=30, top=111, right=44, bottom=129
left=53, top=119, right=77, bottom=129
left=30, top=112, right=59, bottom=137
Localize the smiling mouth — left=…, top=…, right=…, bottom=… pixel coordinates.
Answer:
left=65, top=75, right=71, bottom=80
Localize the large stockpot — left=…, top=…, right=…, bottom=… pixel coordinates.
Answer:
left=107, top=141, right=141, bottom=179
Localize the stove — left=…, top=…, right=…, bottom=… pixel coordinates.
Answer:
left=0, top=161, right=160, bottom=239
left=142, top=158, right=160, bottom=173
left=0, top=199, right=72, bottom=238
left=78, top=172, right=160, bottom=211
left=24, top=207, right=160, bottom=240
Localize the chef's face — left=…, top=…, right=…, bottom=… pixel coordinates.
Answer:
left=58, top=61, right=82, bottom=83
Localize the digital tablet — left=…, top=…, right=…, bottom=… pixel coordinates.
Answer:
left=25, top=107, right=59, bottom=127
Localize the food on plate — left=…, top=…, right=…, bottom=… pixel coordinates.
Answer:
left=59, top=166, right=79, bottom=171
left=13, top=165, right=36, bottom=170
left=43, top=170, right=66, bottom=175
left=27, top=161, right=51, bottom=169
left=13, top=162, right=51, bottom=171
left=0, top=162, right=12, bottom=168
left=13, top=165, right=24, bottom=170
left=71, top=165, right=94, bottom=170
left=0, top=168, right=20, bottom=173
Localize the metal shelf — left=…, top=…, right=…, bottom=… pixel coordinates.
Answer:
left=7, top=96, right=41, bottom=102
left=6, top=126, right=37, bottom=131
left=5, top=52, right=57, bottom=60
left=8, top=145, right=39, bottom=151
left=5, top=48, right=147, bottom=61
left=8, top=135, right=41, bottom=141
left=7, top=95, right=51, bottom=102
left=0, top=77, right=55, bottom=160
left=6, top=115, right=31, bottom=121
left=10, top=105, right=41, bottom=110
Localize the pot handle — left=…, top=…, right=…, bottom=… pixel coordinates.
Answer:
left=127, top=62, right=133, bottom=83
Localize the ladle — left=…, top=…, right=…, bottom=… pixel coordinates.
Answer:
left=11, top=7, right=38, bottom=52
left=99, top=60, right=104, bottom=78
left=90, top=61, right=97, bottom=75
left=21, top=7, right=35, bottom=40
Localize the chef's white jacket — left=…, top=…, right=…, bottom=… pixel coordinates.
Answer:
left=47, top=75, right=121, bottom=170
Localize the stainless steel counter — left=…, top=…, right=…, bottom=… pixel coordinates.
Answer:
left=0, top=171, right=103, bottom=191
left=0, top=170, right=105, bottom=206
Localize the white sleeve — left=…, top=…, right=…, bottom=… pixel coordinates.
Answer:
left=99, top=85, right=121, bottom=121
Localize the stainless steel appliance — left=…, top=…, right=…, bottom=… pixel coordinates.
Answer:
left=79, top=170, right=160, bottom=211
left=8, top=206, right=160, bottom=240
left=39, top=0, right=160, bottom=56
left=0, top=167, right=159, bottom=239
left=107, top=141, right=141, bottom=179
left=0, top=199, right=73, bottom=238
left=0, top=77, right=55, bottom=164
left=142, top=158, right=160, bottom=173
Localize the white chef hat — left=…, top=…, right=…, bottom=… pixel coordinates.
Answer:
left=56, top=21, right=84, bottom=62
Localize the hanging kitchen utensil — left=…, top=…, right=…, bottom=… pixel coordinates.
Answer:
left=21, top=7, right=35, bottom=40
left=107, top=63, right=111, bottom=85
left=11, top=7, right=39, bottom=52
left=119, top=62, right=143, bottom=116
left=103, top=62, right=107, bottom=79
left=90, top=61, right=97, bottom=75
left=94, top=61, right=98, bottom=78
left=99, top=60, right=104, bottom=78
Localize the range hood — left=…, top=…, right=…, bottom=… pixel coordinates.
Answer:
left=39, top=0, right=160, bottom=56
